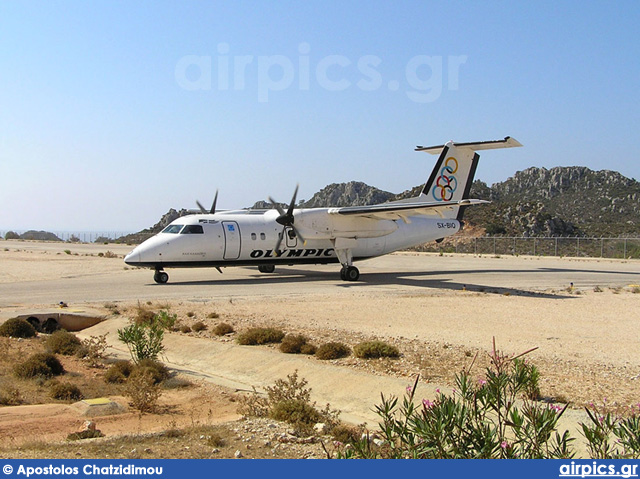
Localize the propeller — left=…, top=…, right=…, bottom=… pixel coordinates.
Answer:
left=196, top=190, right=219, bottom=214
left=268, top=184, right=306, bottom=255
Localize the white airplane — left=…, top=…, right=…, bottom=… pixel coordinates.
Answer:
left=124, top=137, right=522, bottom=283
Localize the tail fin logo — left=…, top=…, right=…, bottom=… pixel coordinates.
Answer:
left=432, top=157, right=458, bottom=201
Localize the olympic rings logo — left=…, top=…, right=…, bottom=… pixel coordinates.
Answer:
left=432, top=157, right=458, bottom=201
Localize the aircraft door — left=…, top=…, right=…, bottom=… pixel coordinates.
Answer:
left=222, top=221, right=241, bottom=260
left=285, top=227, right=297, bottom=248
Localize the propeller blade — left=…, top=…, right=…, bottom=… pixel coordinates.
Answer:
left=286, top=184, right=299, bottom=217
left=274, top=229, right=284, bottom=256
left=268, top=196, right=286, bottom=217
left=292, top=225, right=306, bottom=245
left=210, top=189, right=219, bottom=214
left=196, top=200, right=208, bottom=214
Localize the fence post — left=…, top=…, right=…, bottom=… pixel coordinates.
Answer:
left=624, top=238, right=627, bottom=259
left=494, top=237, right=496, bottom=255
left=533, top=238, right=536, bottom=256
left=474, top=237, right=477, bottom=255
left=555, top=237, right=558, bottom=257
left=576, top=237, right=580, bottom=257
left=601, top=238, right=604, bottom=258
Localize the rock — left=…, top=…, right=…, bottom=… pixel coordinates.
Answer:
left=234, top=450, right=243, bottom=458
left=82, top=421, right=96, bottom=432
left=373, top=439, right=386, bottom=447
left=313, top=423, right=328, bottom=434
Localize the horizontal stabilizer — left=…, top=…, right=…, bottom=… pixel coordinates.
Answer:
left=416, top=136, right=522, bottom=154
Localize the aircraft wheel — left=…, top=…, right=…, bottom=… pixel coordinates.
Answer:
left=340, top=267, right=347, bottom=281
left=154, top=271, right=169, bottom=284
left=258, top=265, right=276, bottom=273
left=344, top=266, right=359, bottom=282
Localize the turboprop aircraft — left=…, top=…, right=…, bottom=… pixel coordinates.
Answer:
left=124, top=137, right=522, bottom=283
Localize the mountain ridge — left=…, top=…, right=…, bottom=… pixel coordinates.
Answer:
left=119, top=165, right=640, bottom=243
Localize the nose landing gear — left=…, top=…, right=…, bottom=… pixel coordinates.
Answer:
left=154, top=270, right=169, bottom=284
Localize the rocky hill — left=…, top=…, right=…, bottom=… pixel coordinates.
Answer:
left=301, top=181, right=394, bottom=208
left=121, top=166, right=640, bottom=243
left=469, top=167, right=640, bottom=236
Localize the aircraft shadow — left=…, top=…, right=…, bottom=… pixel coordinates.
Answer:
left=156, top=267, right=579, bottom=299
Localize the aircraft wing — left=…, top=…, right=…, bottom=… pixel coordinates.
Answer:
left=328, top=199, right=489, bottom=221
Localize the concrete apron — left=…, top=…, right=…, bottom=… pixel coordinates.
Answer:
left=79, top=318, right=590, bottom=455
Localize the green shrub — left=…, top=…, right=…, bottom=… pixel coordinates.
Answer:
left=45, top=330, right=82, bottom=355
left=50, top=382, right=83, bottom=401
left=237, top=327, right=285, bottom=345
left=135, top=358, right=169, bottom=384
left=316, top=342, right=351, bottom=360
left=0, top=318, right=37, bottom=338
left=280, top=334, right=310, bottom=354
left=213, top=322, right=234, bottom=336
left=207, top=312, right=220, bottom=319
left=104, top=360, right=134, bottom=383
left=191, top=321, right=206, bottom=332
left=180, top=325, right=192, bottom=333
left=334, top=344, right=576, bottom=459
left=353, top=340, right=400, bottom=359
left=117, top=322, right=165, bottom=363
left=14, top=353, right=64, bottom=378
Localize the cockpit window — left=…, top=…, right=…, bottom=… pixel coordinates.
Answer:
left=162, top=225, right=184, bottom=234
left=181, top=225, right=204, bottom=234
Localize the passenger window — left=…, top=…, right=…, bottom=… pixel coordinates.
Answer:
left=181, top=225, right=204, bottom=234
left=260, top=233, right=266, bottom=240
left=251, top=233, right=257, bottom=240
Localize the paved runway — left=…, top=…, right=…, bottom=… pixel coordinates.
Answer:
left=1, top=241, right=638, bottom=306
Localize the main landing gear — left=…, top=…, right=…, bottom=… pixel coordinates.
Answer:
left=153, top=270, right=169, bottom=284
left=340, top=265, right=360, bottom=282
left=258, top=264, right=276, bottom=273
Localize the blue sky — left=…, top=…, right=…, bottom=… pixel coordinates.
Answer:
left=1, top=1, right=639, bottom=231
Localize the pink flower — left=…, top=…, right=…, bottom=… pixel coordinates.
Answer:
left=422, top=399, right=434, bottom=409
left=478, top=379, right=487, bottom=386
left=501, top=441, right=508, bottom=449
left=406, top=385, right=413, bottom=394
left=435, top=388, right=440, bottom=394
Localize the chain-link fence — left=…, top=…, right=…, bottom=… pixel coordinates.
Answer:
left=0, top=231, right=131, bottom=243
left=414, top=237, right=640, bottom=260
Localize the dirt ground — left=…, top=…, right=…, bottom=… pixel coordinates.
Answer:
left=0, top=240, right=639, bottom=458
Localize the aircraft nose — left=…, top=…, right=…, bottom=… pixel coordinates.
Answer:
left=124, top=249, right=141, bottom=266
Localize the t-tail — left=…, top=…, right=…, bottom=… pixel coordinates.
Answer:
left=415, top=136, right=522, bottom=219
